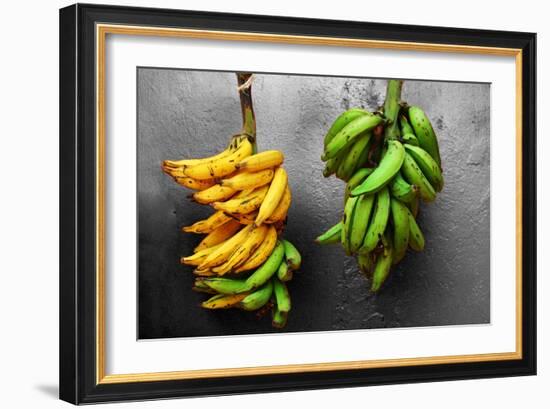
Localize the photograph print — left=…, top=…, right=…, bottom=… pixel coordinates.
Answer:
left=137, top=68, right=490, bottom=339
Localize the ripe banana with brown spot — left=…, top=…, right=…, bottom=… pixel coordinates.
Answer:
left=194, top=220, right=242, bottom=253
left=234, top=225, right=278, bottom=273
left=211, top=185, right=269, bottom=215
left=197, top=224, right=255, bottom=269
left=220, top=168, right=275, bottom=191
left=237, top=150, right=284, bottom=172
left=265, top=186, right=291, bottom=224
left=192, top=184, right=236, bottom=205
left=256, top=167, right=288, bottom=225
left=184, top=137, right=254, bottom=180
left=182, top=211, right=231, bottom=234
left=211, top=224, right=269, bottom=275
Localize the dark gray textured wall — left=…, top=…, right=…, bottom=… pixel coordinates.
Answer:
left=137, top=69, right=490, bottom=339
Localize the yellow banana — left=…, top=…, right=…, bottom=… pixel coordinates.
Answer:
left=194, top=219, right=242, bottom=253
left=166, top=166, right=192, bottom=178
left=220, top=168, right=274, bottom=190
left=236, top=150, right=284, bottom=172
left=162, top=159, right=201, bottom=173
left=266, top=186, right=291, bottom=224
left=255, top=167, right=288, bottom=225
left=198, top=224, right=255, bottom=269
left=212, top=225, right=269, bottom=275
left=234, top=188, right=254, bottom=198
left=192, top=184, right=236, bottom=205
left=235, top=225, right=278, bottom=273
left=192, top=268, right=217, bottom=277
left=184, top=138, right=253, bottom=180
left=226, top=211, right=258, bottom=225
left=163, top=134, right=245, bottom=169
left=174, top=176, right=216, bottom=191
left=201, top=293, right=249, bottom=309
left=217, top=190, right=258, bottom=224
left=211, top=185, right=269, bottom=215
left=180, top=243, right=222, bottom=266
left=182, top=211, right=231, bottom=234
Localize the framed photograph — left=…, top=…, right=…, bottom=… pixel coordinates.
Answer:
left=59, top=3, right=536, bottom=404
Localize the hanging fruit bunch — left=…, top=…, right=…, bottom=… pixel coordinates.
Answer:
left=316, top=79, right=443, bottom=292
left=162, top=73, right=301, bottom=328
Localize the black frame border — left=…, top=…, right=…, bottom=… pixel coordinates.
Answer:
left=59, top=3, right=536, bottom=404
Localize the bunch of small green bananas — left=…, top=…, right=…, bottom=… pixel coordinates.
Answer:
left=316, top=83, right=443, bottom=292
left=162, top=134, right=301, bottom=328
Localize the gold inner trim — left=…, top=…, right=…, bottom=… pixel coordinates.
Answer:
left=95, top=23, right=524, bottom=385
left=96, top=24, right=106, bottom=384
left=515, top=52, right=523, bottom=358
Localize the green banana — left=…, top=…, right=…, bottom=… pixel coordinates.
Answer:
left=357, top=251, right=375, bottom=278
left=401, top=152, right=436, bottom=202
left=336, top=132, right=372, bottom=181
left=371, top=233, right=393, bottom=292
left=324, top=108, right=370, bottom=148
left=401, top=133, right=419, bottom=146
left=351, top=140, right=405, bottom=196
left=342, top=196, right=359, bottom=255
left=272, top=303, right=288, bottom=329
left=272, top=278, right=291, bottom=313
left=408, top=106, right=441, bottom=167
left=238, top=280, right=273, bottom=311
left=277, top=260, right=293, bottom=282
left=344, top=167, right=374, bottom=202
left=360, top=186, right=390, bottom=253
left=323, top=158, right=339, bottom=178
left=353, top=137, right=372, bottom=173
left=322, top=114, right=383, bottom=161
left=404, top=144, right=444, bottom=192
left=399, top=114, right=414, bottom=135
left=408, top=209, right=425, bottom=251
left=390, top=171, right=418, bottom=203
left=246, top=241, right=285, bottom=290
left=315, top=221, right=343, bottom=245
left=408, top=194, right=419, bottom=218
left=390, top=198, right=410, bottom=264
left=323, top=144, right=350, bottom=178
left=349, top=193, right=375, bottom=253
left=192, top=279, right=216, bottom=294
left=202, top=277, right=248, bottom=295
left=282, top=240, right=301, bottom=270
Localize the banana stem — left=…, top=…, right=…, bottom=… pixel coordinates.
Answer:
left=236, top=73, right=257, bottom=150
left=383, top=79, right=403, bottom=141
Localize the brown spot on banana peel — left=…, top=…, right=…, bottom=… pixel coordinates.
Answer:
left=373, top=124, right=384, bottom=138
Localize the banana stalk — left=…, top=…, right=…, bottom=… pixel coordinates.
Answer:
left=383, top=79, right=403, bottom=141
left=237, top=73, right=257, bottom=152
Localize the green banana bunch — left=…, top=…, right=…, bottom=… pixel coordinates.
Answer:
left=317, top=79, right=444, bottom=292
left=320, top=108, right=384, bottom=183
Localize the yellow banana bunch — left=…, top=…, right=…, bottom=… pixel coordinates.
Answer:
left=163, top=133, right=300, bottom=329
